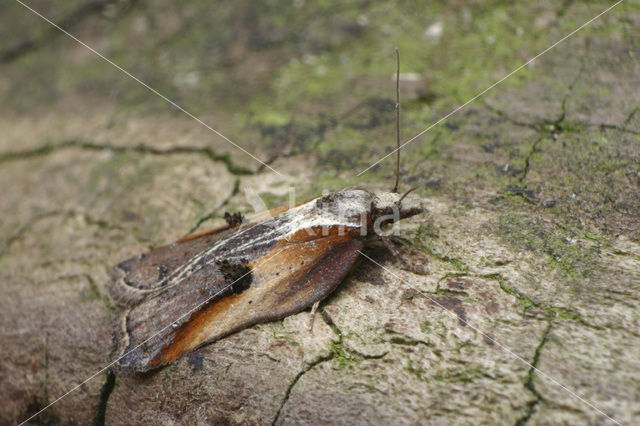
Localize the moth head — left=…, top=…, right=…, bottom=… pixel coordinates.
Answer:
left=371, top=190, right=424, bottom=228
left=313, top=187, right=423, bottom=234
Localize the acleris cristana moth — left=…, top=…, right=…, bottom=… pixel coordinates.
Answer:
left=110, top=49, right=421, bottom=372
left=110, top=187, right=423, bottom=372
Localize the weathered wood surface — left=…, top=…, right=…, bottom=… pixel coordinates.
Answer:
left=1, top=1, right=638, bottom=424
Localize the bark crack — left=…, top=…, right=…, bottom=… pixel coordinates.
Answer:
left=515, top=320, right=553, bottom=426
left=518, top=136, right=543, bottom=184
left=270, top=351, right=333, bottom=426
left=0, top=139, right=254, bottom=175
left=188, top=178, right=241, bottom=234
left=93, top=370, right=116, bottom=426
left=1, top=209, right=119, bottom=258
left=479, top=100, right=541, bottom=131
left=271, top=308, right=388, bottom=425
left=0, top=210, right=61, bottom=257
left=572, top=120, right=640, bottom=135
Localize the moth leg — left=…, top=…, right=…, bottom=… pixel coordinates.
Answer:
left=307, top=301, right=320, bottom=331
left=378, top=235, right=420, bottom=273
left=379, top=235, right=401, bottom=257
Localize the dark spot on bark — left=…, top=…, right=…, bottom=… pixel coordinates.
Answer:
left=506, top=184, right=537, bottom=201
left=224, top=212, right=244, bottom=227
left=188, top=351, right=205, bottom=372
left=216, top=258, right=252, bottom=294
left=361, top=265, right=385, bottom=285
left=446, top=278, right=471, bottom=291
left=484, top=300, right=499, bottom=315
left=157, top=264, right=169, bottom=280
left=455, top=306, right=468, bottom=327
left=432, top=296, right=468, bottom=327
left=345, top=96, right=395, bottom=130
left=24, top=397, right=61, bottom=425
left=401, top=288, right=419, bottom=299
left=483, top=333, right=495, bottom=346
left=121, top=210, right=138, bottom=221
left=445, top=121, right=459, bottom=131
left=446, top=279, right=465, bottom=290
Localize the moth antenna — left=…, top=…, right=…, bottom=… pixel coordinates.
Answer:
left=392, top=47, right=401, bottom=193
left=397, top=186, right=417, bottom=206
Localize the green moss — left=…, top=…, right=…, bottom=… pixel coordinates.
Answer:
left=330, top=340, right=358, bottom=367
left=553, top=308, right=597, bottom=329
left=417, top=136, right=443, bottom=162
left=308, top=170, right=359, bottom=196
left=80, top=286, right=100, bottom=303
left=406, top=360, right=424, bottom=380
left=411, top=229, right=468, bottom=273
left=477, top=272, right=601, bottom=327
left=6, top=0, right=619, bottom=186
left=78, top=274, right=114, bottom=310
left=39, top=242, right=52, bottom=257
left=84, top=153, right=143, bottom=199
left=249, top=110, right=291, bottom=127
left=434, top=366, right=486, bottom=384
left=257, top=192, right=287, bottom=210
left=131, top=205, right=167, bottom=244
left=497, top=279, right=537, bottom=312
left=582, top=229, right=610, bottom=243
left=493, top=213, right=600, bottom=278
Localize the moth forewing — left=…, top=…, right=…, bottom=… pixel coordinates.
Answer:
left=110, top=188, right=423, bottom=372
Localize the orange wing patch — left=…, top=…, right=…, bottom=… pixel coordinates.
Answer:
left=150, top=225, right=363, bottom=367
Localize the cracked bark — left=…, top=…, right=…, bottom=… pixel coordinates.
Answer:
left=0, top=139, right=254, bottom=175
left=272, top=307, right=391, bottom=425
left=518, top=136, right=543, bottom=184
left=0, top=210, right=62, bottom=257
left=188, top=178, right=241, bottom=234
left=516, top=321, right=553, bottom=426
left=93, top=371, right=116, bottom=426
left=1, top=209, right=120, bottom=258
left=271, top=353, right=334, bottom=426
left=271, top=309, right=340, bottom=425
left=2, top=1, right=639, bottom=424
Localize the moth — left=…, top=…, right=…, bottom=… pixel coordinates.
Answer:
left=110, top=187, right=423, bottom=372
